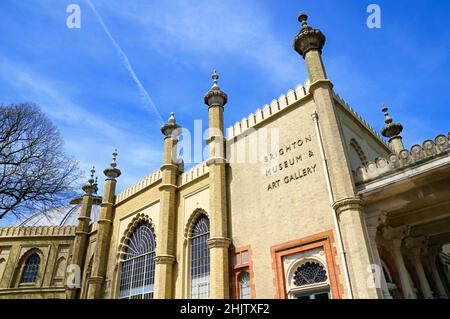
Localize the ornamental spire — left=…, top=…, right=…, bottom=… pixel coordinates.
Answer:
left=381, top=105, right=405, bottom=153
left=293, top=12, right=326, bottom=58
left=204, top=70, right=228, bottom=108
left=161, top=112, right=181, bottom=138
left=103, top=149, right=121, bottom=180
left=381, top=105, right=403, bottom=139
left=82, top=166, right=96, bottom=194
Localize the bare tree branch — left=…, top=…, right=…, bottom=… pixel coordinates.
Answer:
left=0, top=103, right=81, bottom=220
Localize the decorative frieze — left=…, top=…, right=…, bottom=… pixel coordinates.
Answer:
left=354, top=133, right=450, bottom=184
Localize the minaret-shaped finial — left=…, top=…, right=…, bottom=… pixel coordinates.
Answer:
left=104, top=149, right=121, bottom=180
left=382, top=105, right=393, bottom=125
left=293, top=12, right=326, bottom=58
left=298, top=12, right=309, bottom=28
left=82, top=165, right=96, bottom=194
left=204, top=70, right=228, bottom=107
left=211, top=70, right=219, bottom=89
left=381, top=105, right=405, bottom=153
left=93, top=176, right=99, bottom=194
left=161, top=112, right=181, bottom=138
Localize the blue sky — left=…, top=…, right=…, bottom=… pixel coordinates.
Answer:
left=0, top=1, right=449, bottom=224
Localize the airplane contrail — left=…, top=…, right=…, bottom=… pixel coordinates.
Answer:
left=85, top=0, right=164, bottom=124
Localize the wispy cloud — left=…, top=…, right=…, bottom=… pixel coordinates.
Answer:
left=0, top=57, right=163, bottom=193
left=85, top=0, right=164, bottom=124
left=102, top=0, right=302, bottom=85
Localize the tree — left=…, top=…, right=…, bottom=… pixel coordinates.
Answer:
left=0, top=103, right=80, bottom=220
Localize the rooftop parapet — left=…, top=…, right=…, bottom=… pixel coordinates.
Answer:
left=332, top=93, right=389, bottom=148
left=226, top=81, right=310, bottom=140
left=115, top=170, right=162, bottom=204
left=354, top=133, right=450, bottom=184
left=0, top=225, right=76, bottom=238
left=178, top=162, right=209, bottom=187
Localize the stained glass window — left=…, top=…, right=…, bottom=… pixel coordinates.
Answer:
left=293, top=261, right=328, bottom=287
left=239, top=271, right=251, bottom=299
left=119, top=222, right=156, bottom=299
left=191, top=215, right=210, bottom=299
left=20, top=253, right=40, bottom=284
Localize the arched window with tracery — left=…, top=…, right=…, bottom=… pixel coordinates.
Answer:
left=289, top=260, right=330, bottom=299
left=20, top=253, right=40, bottom=284
left=239, top=271, right=251, bottom=299
left=190, top=215, right=210, bottom=299
left=119, top=222, right=156, bottom=299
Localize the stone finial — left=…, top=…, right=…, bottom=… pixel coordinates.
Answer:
left=103, top=149, right=122, bottom=180
left=82, top=166, right=96, bottom=194
left=161, top=112, right=181, bottom=138
left=293, top=12, right=326, bottom=58
left=93, top=176, right=99, bottom=194
left=381, top=105, right=403, bottom=139
left=204, top=70, right=228, bottom=108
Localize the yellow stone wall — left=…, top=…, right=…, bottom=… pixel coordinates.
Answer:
left=0, top=226, right=76, bottom=299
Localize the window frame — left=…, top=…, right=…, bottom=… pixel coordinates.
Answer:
left=118, top=221, right=157, bottom=300
left=230, top=246, right=255, bottom=299
left=189, top=214, right=211, bottom=299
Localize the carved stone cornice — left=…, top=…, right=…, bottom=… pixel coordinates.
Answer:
left=207, top=237, right=232, bottom=249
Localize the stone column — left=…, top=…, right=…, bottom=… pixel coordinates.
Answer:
left=294, top=14, right=378, bottom=299
left=333, top=198, right=380, bottom=298
left=427, top=246, right=448, bottom=298
left=87, top=151, right=121, bottom=299
left=365, top=212, right=392, bottom=299
left=154, top=113, right=181, bottom=299
left=405, top=237, right=433, bottom=299
left=382, top=226, right=417, bottom=299
left=67, top=168, right=97, bottom=299
left=204, top=71, right=231, bottom=299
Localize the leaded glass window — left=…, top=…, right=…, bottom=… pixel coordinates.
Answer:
left=239, top=272, right=251, bottom=299
left=293, top=261, right=328, bottom=287
left=190, top=215, right=210, bottom=299
left=119, top=222, right=156, bottom=299
left=20, top=253, right=40, bottom=284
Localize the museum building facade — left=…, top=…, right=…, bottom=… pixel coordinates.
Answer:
left=0, top=14, right=449, bottom=299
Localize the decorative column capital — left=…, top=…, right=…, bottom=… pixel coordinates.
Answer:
left=366, top=210, right=388, bottom=227
left=293, top=13, right=326, bottom=59
left=155, top=255, right=176, bottom=265
left=381, top=225, right=410, bottom=248
left=332, top=197, right=363, bottom=216
left=207, top=237, right=232, bottom=249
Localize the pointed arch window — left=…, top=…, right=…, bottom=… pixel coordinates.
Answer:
left=119, top=222, right=156, bottom=299
left=20, top=253, right=40, bottom=284
left=190, top=215, right=210, bottom=299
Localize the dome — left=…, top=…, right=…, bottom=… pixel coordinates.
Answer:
left=15, top=196, right=102, bottom=227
